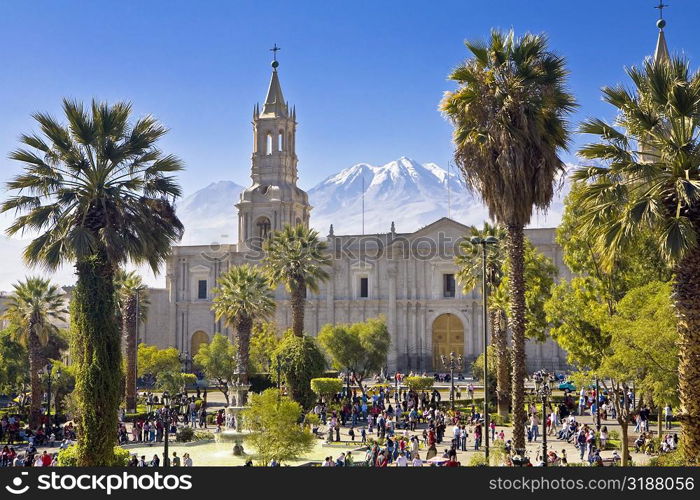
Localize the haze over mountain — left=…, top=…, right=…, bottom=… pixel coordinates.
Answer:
left=0, top=157, right=568, bottom=290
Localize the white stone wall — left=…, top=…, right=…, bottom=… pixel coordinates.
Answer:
left=144, top=217, right=571, bottom=373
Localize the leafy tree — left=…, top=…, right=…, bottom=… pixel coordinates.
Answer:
left=2, top=277, right=67, bottom=428
left=404, top=376, right=434, bottom=392
left=546, top=277, right=610, bottom=371
left=212, top=265, right=275, bottom=384
left=603, top=282, right=678, bottom=435
left=137, top=344, right=181, bottom=379
left=156, top=371, right=197, bottom=396
left=249, top=322, right=279, bottom=374
left=263, top=224, right=330, bottom=337
left=456, top=223, right=510, bottom=414
left=317, top=317, right=390, bottom=395
left=2, top=100, right=183, bottom=465
left=193, top=333, right=237, bottom=405
left=310, top=378, right=343, bottom=403
left=241, top=388, right=315, bottom=465
left=441, top=30, right=576, bottom=451
left=0, top=329, right=28, bottom=394
left=114, top=270, right=149, bottom=412
left=270, top=333, right=326, bottom=408
left=572, top=55, right=700, bottom=462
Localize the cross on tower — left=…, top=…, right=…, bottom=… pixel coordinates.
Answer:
left=655, top=1, right=669, bottom=20
left=270, top=43, right=281, bottom=62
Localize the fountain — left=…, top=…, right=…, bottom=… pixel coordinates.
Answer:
left=216, top=383, right=251, bottom=456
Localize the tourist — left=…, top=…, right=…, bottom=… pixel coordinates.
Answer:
left=412, top=452, right=423, bottom=467
left=395, top=451, right=408, bottom=466
left=664, top=405, right=673, bottom=430
left=171, top=451, right=181, bottom=466
left=599, top=426, right=608, bottom=449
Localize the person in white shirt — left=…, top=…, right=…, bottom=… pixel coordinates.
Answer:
left=412, top=453, right=423, bottom=467
left=395, top=451, right=408, bottom=466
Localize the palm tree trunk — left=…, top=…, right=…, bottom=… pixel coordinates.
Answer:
left=506, top=224, right=527, bottom=453
left=28, top=320, right=42, bottom=429
left=236, top=316, right=252, bottom=385
left=492, top=308, right=510, bottom=417
left=290, top=281, right=306, bottom=337
left=620, top=421, right=630, bottom=466
left=72, top=255, right=122, bottom=466
left=673, top=246, right=700, bottom=464
left=122, top=294, right=137, bottom=413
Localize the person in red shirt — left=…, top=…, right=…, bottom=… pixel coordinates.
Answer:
left=41, top=451, right=52, bottom=467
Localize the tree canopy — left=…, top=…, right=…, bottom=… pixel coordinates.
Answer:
left=193, top=333, right=237, bottom=405
left=317, top=317, right=391, bottom=394
left=241, top=388, right=315, bottom=465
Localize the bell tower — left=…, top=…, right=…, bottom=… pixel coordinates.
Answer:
left=236, top=47, right=311, bottom=250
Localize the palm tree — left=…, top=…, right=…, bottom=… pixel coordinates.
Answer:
left=573, top=56, right=700, bottom=463
left=2, top=99, right=183, bottom=465
left=455, top=223, right=510, bottom=415
left=212, top=265, right=275, bottom=384
left=114, top=270, right=149, bottom=413
left=441, top=30, right=575, bottom=451
left=2, top=277, right=67, bottom=428
left=263, top=224, right=331, bottom=337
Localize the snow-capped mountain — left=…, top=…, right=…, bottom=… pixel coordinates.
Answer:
left=308, top=156, right=487, bottom=235
left=173, top=157, right=569, bottom=245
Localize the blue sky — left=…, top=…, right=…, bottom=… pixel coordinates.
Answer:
left=1, top=0, right=699, bottom=194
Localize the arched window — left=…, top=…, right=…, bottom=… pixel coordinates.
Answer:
left=288, top=132, right=293, bottom=152
left=191, top=331, right=209, bottom=357
left=255, top=216, right=271, bottom=239
left=266, top=133, right=273, bottom=155
left=295, top=217, right=302, bottom=227
left=278, top=131, right=284, bottom=151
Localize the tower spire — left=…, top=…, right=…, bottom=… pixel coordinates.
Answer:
left=262, top=44, right=287, bottom=116
left=654, top=1, right=670, bottom=64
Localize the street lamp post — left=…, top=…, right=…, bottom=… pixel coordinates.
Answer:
left=441, top=352, right=463, bottom=410
left=470, top=235, right=499, bottom=463
left=595, top=376, right=601, bottom=431
left=533, top=369, right=554, bottom=466
left=43, top=362, right=61, bottom=433
left=155, top=404, right=174, bottom=467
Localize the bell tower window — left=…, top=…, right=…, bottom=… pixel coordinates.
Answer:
left=278, top=131, right=284, bottom=151
left=266, top=133, right=273, bottom=155
left=256, top=216, right=271, bottom=239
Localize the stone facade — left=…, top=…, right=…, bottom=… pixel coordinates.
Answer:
left=138, top=64, right=572, bottom=373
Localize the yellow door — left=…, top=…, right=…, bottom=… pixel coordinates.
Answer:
left=191, top=331, right=209, bottom=357
left=432, top=314, right=464, bottom=370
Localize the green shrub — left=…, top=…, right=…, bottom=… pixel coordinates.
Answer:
left=648, top=450, right=685, bottom=466
left=57, top=445, right=129, bottom=467
left=404, top=376, right=434, bottom=392
left=489, top=413, right=510, bottom=426
left=271, top=335, right=326, bottom=409
left=468, top=453, right=488, bottom=467
left=176, top=426, right=195, bottom=442
left=193, top=430, right=214, bottom=441
left=310, top=377, right=344, bottom=401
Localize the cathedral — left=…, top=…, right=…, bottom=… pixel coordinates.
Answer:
left=140, top=60, right=571, bottom=373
